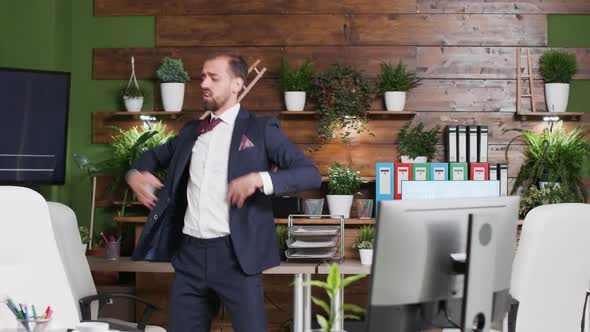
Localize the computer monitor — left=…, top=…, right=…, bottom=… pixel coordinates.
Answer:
left=367, top=196, right=519, bottom=332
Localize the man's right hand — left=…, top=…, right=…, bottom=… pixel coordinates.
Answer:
left=126, top=170, right=164, bottom=209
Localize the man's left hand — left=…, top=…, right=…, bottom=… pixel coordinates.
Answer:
left=227, top=172, right=263, bottom=208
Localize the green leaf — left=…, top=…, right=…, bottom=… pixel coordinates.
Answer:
left=341, top=303, right=366, bottom=313
left=343, top=314, right=362, bottom=320
left=327, top=263, right=341, bottom=290
left=316, top=314, right=330, bottom=331
left=341, top=273, right=367, bottom=289
left=301, top=280, right=329, bottom=289
left=311, top=296, right=331, bottom=315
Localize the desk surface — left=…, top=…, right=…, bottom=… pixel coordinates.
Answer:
left=87, top=256, right=317, bottom=274
left=316, top=259, right=372, bottom=275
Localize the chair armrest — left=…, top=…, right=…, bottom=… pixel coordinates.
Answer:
left=79, top=292, right=160, bottom=331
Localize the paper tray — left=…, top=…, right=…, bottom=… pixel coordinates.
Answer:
left=286, top=237, right=337, bottom=249
left=289, top=225, right=340, bottom=236
left=285, top=247, right=338, bottom=259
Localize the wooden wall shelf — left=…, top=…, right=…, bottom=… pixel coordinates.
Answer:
left=515, top=112, right=586, bottom=121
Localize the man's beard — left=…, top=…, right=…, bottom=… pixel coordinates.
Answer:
left=203, top=92, right=230, bottom=111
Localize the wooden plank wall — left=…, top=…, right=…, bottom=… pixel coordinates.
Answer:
left=92, top=1, right=590, bottom=330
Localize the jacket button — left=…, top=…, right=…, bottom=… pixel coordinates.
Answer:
left=154, top=214, right=159, bottom=220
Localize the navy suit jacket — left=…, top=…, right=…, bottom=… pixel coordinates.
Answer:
left=130, top=107, right=322, bottom=275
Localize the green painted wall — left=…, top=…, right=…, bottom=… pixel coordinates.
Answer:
left=68, top=0, right=154, bottom=231
left=548, top=15, right=590, bottom=113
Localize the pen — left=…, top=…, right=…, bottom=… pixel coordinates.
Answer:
left=117, top=235, right=122, bottom=242
left=4, top=301, right=20, bottom=318
left=32, top=305, right=38, bottom=320
left=100, top=232, right=109, bottom=243
left=7, top=298, right=23, bottom=319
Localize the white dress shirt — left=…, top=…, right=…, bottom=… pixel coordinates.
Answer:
left=183, top=103, right=274, bottom=239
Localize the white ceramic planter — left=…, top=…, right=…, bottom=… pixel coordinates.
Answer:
left=285, top=91, right=306, bottom=111
left=545, top=83, right=569, bottom=113
left=161, top=82, right=185, bottom=112
left=123, top=96, right=143, bottom=112
left=384, top=91, right=407, bottom=111
left=326, top=195, right=354, bottom=219
left=359, top=249, right=373, bottom=265
left=401, top=155, right=427, bottom=163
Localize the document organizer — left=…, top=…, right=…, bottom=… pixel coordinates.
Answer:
left=285, top=214, right=345, bottom=261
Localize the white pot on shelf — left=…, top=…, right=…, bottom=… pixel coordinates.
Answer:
left=400, top=155, right=427, bottom=163
left=285, top=91, right=306, bottom=111
left=384, top=91, right=407, bottom=111
left=545, top=83, right=570, bottom=113
left=123, top=96, right=144, bottom=112
left=161, top=82, right=185, bottom=112
left=326, top=195, right=353, bottom=219
left=359, top=249, right=374, bottom=265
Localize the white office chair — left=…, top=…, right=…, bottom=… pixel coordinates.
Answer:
left=0, top=186, right=80, bottom=330
left=47, top=201, right=165, bottom=332
left=508, top=203, right=590, bottom=332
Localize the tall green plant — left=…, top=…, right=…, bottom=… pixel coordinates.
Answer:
left=377, top=62, right=422, bottom=94
left=302, top=263, right=367, bottom=332
left=398, top=122, right=441, bottom=160
left=156, top=57, right=190, bottom=83
left=539, top=50, right=577, bottom=83
left=312, top=64, right=374, bottom=143
left=505, top=122, right=590, bottom=200
left=327, top=162, right=366, bottom=195
left=278, top=57, right=314, bottom=92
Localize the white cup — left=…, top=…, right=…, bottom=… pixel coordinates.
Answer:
left=76, top=322, right=110, bottom=332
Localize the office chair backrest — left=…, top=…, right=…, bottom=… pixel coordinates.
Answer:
left=47, top=201, right=99, bottom=319
left=510, top=203, right=590, bottom=331
left=0, top=186, right=80, bottom=329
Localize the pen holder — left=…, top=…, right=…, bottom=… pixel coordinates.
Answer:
left=357, top=199, right=374, bottom=219
left=105, top=241, right=120, bottom=260
left=17, top=318, right=51, bottom=332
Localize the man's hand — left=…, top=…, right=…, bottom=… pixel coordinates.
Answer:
left=126, top=170, right=164, bottom=209
left=227, top=173, right=263, bottom=208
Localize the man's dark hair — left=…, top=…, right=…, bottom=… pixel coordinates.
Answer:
left=206, top=51, right=248, bottom=85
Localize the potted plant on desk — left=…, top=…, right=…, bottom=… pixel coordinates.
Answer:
left=302, top=262, right=367, bottom=332
left=278, top=56, right=314, bottom=111
left=326, top=162, right=366, bottom=219
left=353, top=225, right=374, bottom=266
left=398, top=121, right=441, bottom=163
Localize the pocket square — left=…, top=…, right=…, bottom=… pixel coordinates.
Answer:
left=239, top=134, right=255, bottom=151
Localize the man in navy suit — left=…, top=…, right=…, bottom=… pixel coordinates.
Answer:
left=126, top=52, right=322, bottom=331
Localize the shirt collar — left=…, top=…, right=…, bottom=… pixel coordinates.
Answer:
left=211, top=103, right=240, bottom=126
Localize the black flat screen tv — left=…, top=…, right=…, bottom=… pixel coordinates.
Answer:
left=0, top=68, right=71, bottom=184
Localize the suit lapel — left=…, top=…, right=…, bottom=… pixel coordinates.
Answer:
left=228, top=107, right=250, bottom=182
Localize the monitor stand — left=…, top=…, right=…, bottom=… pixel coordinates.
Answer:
left=461, top=213, right=497, bottom=332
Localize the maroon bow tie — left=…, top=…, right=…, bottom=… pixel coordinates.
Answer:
left=197, top=116, right=222, bottom=135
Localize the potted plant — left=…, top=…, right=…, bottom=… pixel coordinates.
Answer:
left=519, top=184, right=582, bottom=218
left=302, top=263, right=367, bottom=332
left=539, top=50, right=577, bottom=113
left=326, top=162, right=366, bottom=219
left=505, top=122, right=590, bottom=200
left=74, top=122, right=175, bottom=211
left=121, top=56, right=146, bottom=112
left=377, top=61, right=422, bottom=111
left=353, top=225, right=374, bottom=265
left=156, top=57, right=190, bottom=112
left=398, top=122, right=441, bottom=163
left=120, top=84, right=147, bottom=112
left=312, top=64, right=373, bottom=143
left=278, top=57, right=314, bottom=111
left=275, top=224, right=289, bottom=261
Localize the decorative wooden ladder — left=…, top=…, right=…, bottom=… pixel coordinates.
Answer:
left=516, top=47, right=537, bottom=115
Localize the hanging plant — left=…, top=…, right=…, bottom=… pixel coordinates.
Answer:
left=311, top=64, right=374, bottom=143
